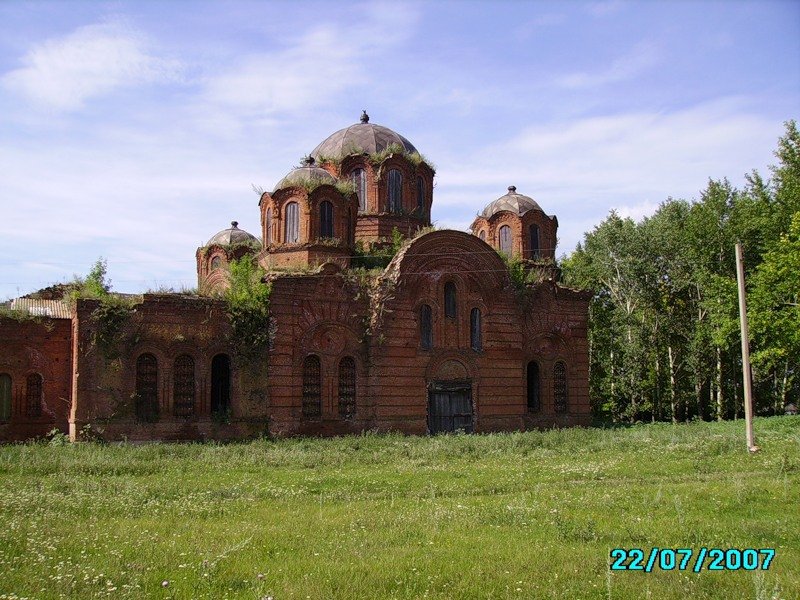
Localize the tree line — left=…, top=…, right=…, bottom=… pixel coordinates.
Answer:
left=561, top=121, right=799, bottom=423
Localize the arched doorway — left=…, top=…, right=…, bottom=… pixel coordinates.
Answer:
left=211, top=354, right=231, bottom=415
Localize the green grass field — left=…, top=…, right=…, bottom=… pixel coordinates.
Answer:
left=0, top=417, right=798, bottom=599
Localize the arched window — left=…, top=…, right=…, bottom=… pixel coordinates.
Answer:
left=553, top=361, right=567, bottom=413
left=499, top=225, right=512, bottom=255
left=420, top=304, right=433, bottom=350
left=266, top=209, right=273, bottom=245
left=470, top=308, right=482, bottom=351
left=529, top=224, right=540, bottom=259
left=319, top=200, right=334, bottom=239
left=338, top=357, right=356, bottom=418
left=444, top=282, right=457, bottom=319
left=0, top=374, right=11, bottom=422
left=173, top=354, right=195, bottom=417
left=387, top=169, right=402, bottom=213
left=416, top=176, right=425, bottom=212
left=25, top=373, right=42, bottom=418
left=211, top=354, right=231, bottom=415
left=479, top=230, right=486, bottom=242
left=302, top=355, right=321, bottom=418
left=527, top=362, right=541, bottom=413
left=284, top=201, right=299, bottom=243
left=135, top=354, right=159, bottom=421
left=352, top=168, right=366, bottom=212
left=210, top=256, right=222, bottom=271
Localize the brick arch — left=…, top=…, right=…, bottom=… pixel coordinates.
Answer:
left=298, top=321, right=363, bottom=363
left=338, top=156, right=375, bottom=213
left=526, top=333, right=567, bottom=360
left=424, top=351, right=479, bottom=383
left=385, top=230, right=509, bottom=297
left=375, top=155, right=415, bottom=213
left=307, top=186, right=358, bottom=245
left=424, top=351, right=481, bottom=417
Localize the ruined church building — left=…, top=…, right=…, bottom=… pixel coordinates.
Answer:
left=1, top=113, right=590, bottom=441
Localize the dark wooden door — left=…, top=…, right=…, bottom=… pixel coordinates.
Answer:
left=428, top=385, right=473, bottom=434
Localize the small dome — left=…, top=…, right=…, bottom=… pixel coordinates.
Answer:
left=273, top=156, right=337, bottom=192
left=310, top=111, right=418, bottom=160
left=206, top=221, right=260, bottom=247
left=480, top=186, right=544, bottom=219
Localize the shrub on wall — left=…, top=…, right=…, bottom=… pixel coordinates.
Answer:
left=225, top=257, right=272, bottom=361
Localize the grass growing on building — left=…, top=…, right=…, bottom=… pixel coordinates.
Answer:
left=0, top=417, right=797, bottom=599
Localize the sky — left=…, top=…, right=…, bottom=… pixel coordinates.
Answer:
left=1, top=0, right=798, bottom=299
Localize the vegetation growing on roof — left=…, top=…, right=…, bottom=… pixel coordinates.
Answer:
left=224, top=257, right=272, bottom=361
left=0, top=303, right=40, bottom=323
left=316, top=143, right=435, bottom=172
left=368, top=143, right=435, bottom=170
left=500, top=253, right=550, bottom=301
left=200, top=240, right=260, bottom=258
left=351, top=228, right=407, bottom=269
left=334, top=179, right=357, bottom=196
left=64, top=259, right=141, bottom=356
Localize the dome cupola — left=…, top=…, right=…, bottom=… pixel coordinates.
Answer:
left=273, top=156, right=338, bottom=192
left=206, top=221, right=260, bottom=247
left=470, top=186, right=558, bottom=262
left=197, top=221, right=261, bottom=295
left=480, top=186, right=545, bottom=219
left=310, top=111, right=418, bottom=161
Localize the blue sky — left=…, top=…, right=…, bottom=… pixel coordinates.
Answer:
left=1, top=0, right=798, bottom=298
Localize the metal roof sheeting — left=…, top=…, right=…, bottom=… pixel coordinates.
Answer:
left=9, top=298, right=72, bottom=319
left=480, top=186, right=545, bottom=219
left=311, top=119, right=418, bottom=161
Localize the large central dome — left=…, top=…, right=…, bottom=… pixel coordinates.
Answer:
left=311, top=111, right=418, bottom=160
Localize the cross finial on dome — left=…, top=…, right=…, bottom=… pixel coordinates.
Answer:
left=231, top=221, right=239, bottom=228
left=360, top=110, right=369, bottom=124
left=508, top=186, right=517, bottom=193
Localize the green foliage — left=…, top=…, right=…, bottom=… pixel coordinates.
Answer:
left=224, top=257, right=271, bottom=361
left=64, top=258, right=138, bottom=355
left=369, top=142, right=408, bottom=165
left=501, top=253, right=546, bottom=292
left=82, top=257, right=111, bottom=298
left=0, top=304, right=40, bottom=322
left=45, top=428, right=69, bottom=447
left=334, top=179, right=356, bottom=196
left=750, top=211, right=800, bottom=404
left=367, top=143, right=435, bottom=171
left=0, top=418, right=797, bottom=598
left=352, top=227, right=407, bottom=269
left=314, top=237, right=343, bottom=247
left=201, top=241, right=260, bottom=260
left=561, top=122, right=800, bottom=423
left=91, top=294, right=138, bottom=354
left=295, top=176, right=338, bottom=194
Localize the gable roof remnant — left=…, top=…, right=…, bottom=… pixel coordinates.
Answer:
left=9, top=298, right=72, bottom=319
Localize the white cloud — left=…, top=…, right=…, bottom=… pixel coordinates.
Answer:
left=202, top=3, right=418, bottom=118
left=429, top=98, right=783, bottom=252
left=1, top=20, right=181, bottom=111
left=203, top=26, right=363, bottom=116
left=587, top=0, right=626, bottom=17
left=557, top=41, right=659, bottom=89
left=614, top=200, right=661, bottom=222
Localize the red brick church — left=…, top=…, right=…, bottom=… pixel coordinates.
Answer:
left=0, top=113, right=591, bottom=442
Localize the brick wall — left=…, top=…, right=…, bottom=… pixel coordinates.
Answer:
left=0, top=317, right=72, bottom=441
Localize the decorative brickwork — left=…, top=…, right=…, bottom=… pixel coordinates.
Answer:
left=1, top=114, right=591, bottom=442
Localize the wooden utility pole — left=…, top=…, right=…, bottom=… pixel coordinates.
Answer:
left=735, top=242, right=758, bottom=453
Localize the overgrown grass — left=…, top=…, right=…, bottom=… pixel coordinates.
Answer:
left=0, top=418, right=797, bottom=599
